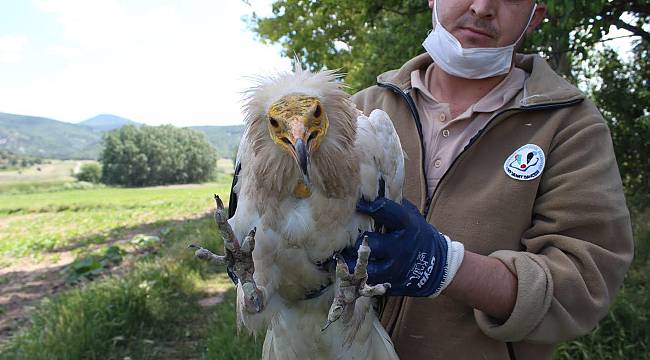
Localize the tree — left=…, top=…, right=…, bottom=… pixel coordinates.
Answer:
left=100, top=125, right=217, bottom=187
left=251, top=0, right=648, bottom=89
left=75, top=163, right=102, bottom=183
left=524, top=0, right=649, bottom=78
left=584, top=42, right=650, bottom=210
left=251, top=0, right=650, bottom=208
left=251, top=0, right=431, bottom=91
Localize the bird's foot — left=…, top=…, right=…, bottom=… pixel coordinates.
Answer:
left=322, top=236, right=390, bottom=331
left=189, top=195, right=265, bottom=313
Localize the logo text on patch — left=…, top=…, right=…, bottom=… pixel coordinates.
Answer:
left=503, top=144, right=546, bottom=181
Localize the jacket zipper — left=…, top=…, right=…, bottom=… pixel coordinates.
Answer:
left=426, top=98, right=584, bottom=217
left=377, top=81, right=583, bottom=217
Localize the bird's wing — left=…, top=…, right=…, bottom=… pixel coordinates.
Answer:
left=355, top=109, right=405, bottom=203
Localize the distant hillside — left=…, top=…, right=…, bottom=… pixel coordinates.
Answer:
left=0, top=112, right=244, bottom=160
left=0, top=149, right=44, bottom=170
left=0, top=112, right=101, bottom=159
left=79, top=114, right=141, bottom=132
left=191, top=125, right=244, bottom=159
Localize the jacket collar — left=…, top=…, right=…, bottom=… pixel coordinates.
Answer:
left=376, top=53, right=585, bottom=108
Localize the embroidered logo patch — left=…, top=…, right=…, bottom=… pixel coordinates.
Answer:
left=504, top=144, right=545, bottom=181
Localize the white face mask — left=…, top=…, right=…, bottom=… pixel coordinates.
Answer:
left=422, top=1, right=537, bottom=79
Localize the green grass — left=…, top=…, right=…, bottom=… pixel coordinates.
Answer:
left=0, top=182, right=230, bottom=257
left=0, top=210, right=262, bottom=359
left=203, top=289, right=264, bottom=360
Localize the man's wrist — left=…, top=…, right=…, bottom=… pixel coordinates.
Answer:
left=443, top=251, right=518, bottom=321
left=430, top=235, right=465, bottom=297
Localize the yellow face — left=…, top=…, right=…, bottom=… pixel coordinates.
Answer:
left=267, top=94, right=329, bottom=175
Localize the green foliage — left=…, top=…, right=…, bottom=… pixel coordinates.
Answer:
left=62, top=245, right=125, bottom=284
left=74, top=162, right=102, bottom=183
left=100, top=125, right=218, bottom=187
left=1, top=260, right=199, bottom=359
left=252, top=1, right=649, bottom=89
left=554, top=217, right=650, bottom=360
left=252, top=0, right=430, bottom=92
left=583, top=42, right=650, bottom=210
left=130, top=234, right=161, bottom=249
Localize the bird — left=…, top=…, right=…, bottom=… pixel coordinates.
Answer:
left=191, top=64, right=404, bottom=360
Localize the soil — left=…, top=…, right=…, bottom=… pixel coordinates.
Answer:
left=0, top=211, right=213, bottom=345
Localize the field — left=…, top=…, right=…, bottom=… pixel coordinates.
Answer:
left=0, top=159, right=647, bottom=359
left=0, top=160, right=88, bottom=193
left=0, top=159, right=263, bottom=359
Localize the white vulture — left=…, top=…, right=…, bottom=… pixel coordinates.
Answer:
left=192, top=65, right=404, bottom=359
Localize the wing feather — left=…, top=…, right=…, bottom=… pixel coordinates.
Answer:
left=355, top=109, right=405, bottom=203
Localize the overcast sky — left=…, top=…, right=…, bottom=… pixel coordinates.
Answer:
left=0, top=0, right=291, bottom=126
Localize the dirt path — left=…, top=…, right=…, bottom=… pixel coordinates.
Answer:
left=0, top=211, right=212, bottom=344
left=0, top=253, right=74, bottom=341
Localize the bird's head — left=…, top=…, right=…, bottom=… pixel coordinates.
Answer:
left=242, top=65, right=359, bottom=199
left=267, top=94, right=329, bottom=177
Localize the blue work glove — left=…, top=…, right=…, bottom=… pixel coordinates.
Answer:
left=342, top=197, right=465, bottom=297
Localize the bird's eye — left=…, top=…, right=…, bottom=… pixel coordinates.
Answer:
left=269, top=117, right=279, bottom=128
left=308, top=130, right=319, bottom=143
left=313, top=104, right=321, bottom=118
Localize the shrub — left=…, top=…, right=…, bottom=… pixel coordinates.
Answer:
left=74, top=163, right=102, bottom=183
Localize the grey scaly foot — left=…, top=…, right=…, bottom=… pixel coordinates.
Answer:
left=322, top=236, right=390, bottom=330
left=189, top=194, right=264, bottom=313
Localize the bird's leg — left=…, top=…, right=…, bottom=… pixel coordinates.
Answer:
left=322, top=236, right=390, bottom=331
left=187, top=244, right=228, bottom=265
left=189, top=195, right=265, bottom=313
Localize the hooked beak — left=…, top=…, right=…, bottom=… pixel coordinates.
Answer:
left=294, top=138, right=308, bottom=177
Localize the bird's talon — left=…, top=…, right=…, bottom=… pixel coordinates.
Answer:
left=242, top=281, right=265, bottom=313
left=325, top=236, right=384, bottom=328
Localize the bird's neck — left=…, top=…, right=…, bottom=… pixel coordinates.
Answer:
left=309, top=149, right=359, bottom=199
left=292, top=179, right=311, bottom=199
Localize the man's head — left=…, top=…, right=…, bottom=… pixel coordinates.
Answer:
left=428, top=0, right=546, bottom=49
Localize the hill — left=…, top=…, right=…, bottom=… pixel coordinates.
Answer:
left=0, top=113, right=101, bottom=159
left=190, top=125, right=244, bottom=159
left=79, top=114, right=141, bottom=132
left=0, top=112, right=244, bottom=160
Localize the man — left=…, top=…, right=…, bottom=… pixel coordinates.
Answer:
left=345, top=0, right=634, bottom=358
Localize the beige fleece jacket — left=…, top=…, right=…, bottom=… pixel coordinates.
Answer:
left=351, top=53, right=634, bottom=360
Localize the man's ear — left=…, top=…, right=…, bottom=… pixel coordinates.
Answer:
left=527, top=3, right=547, bottom=34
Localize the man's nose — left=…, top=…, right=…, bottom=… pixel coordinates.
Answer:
left=469, top=0, right=497, bottom=19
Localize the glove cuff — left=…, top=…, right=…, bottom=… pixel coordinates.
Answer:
left=430, top=235, right=464, bottom=297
